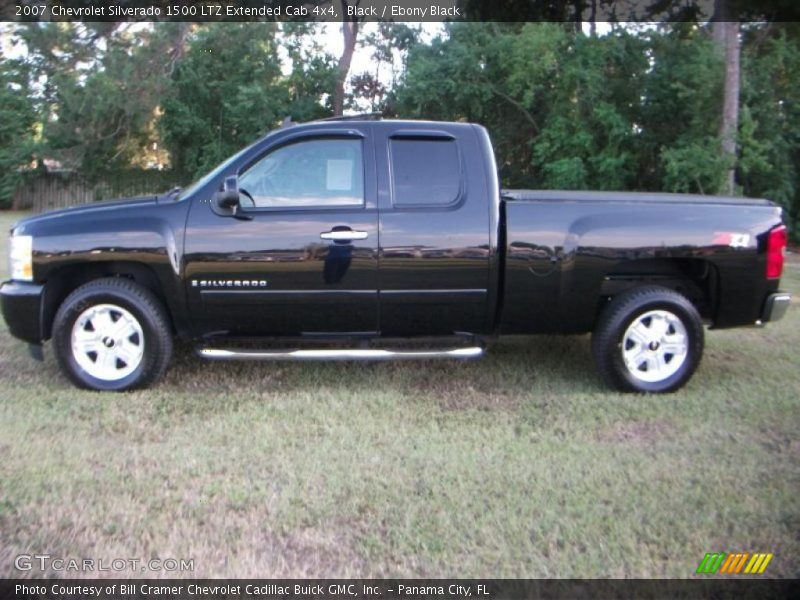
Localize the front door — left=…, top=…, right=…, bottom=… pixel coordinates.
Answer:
left=184, top=133, right=378, bottom=337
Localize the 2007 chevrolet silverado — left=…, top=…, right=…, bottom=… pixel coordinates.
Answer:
left=1, top=117, right=792, bottom=392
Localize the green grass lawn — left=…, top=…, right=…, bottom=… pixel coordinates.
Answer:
left=0, top=210, right=797, bottom=578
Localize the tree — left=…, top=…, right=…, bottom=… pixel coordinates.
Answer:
left=282, top=23, right=338, bottom=121
left=639, top=24, right=728, bottom=194
left=333, top=1, right=361, bottom=115
left=0, top=55, right=36, bottom=206
left=17, top=22, right=181, bottom=178
left=160, top=23, right=338, bottom=179
left=392, top=24, right=528, bottom=180
left=738, top=23, right=800, bottom=234
left=160, top=23, right=290, bottom=178
left=713, top=0, right=741, bottom=194
left=353, top=23, right=419, bottom=113
left=394, top=23, right=650, bottom=190
left=528, top=26, right=649, bottom=190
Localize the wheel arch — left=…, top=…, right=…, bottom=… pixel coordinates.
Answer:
left=596, top=257, right=719, bottom=326
left=41, top=262, right=176, bottom=340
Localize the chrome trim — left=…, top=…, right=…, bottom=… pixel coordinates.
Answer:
left=200, top=289, right=375, bottom=295
left=198, top=346, right=484, bottom=361
left=761, top=293, right=791, bottom=323
left=381, top=289, right=487, bottom=295
left=200, top=289, right=484, bottom=297
left=320, top=230, right=368, bottom=241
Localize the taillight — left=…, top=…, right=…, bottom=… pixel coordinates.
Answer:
left=766, top=225, right=787, bottom=279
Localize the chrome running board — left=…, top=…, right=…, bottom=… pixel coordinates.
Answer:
left=197, top=346, right=484, bottom=361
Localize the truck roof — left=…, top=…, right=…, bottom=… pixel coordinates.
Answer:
left=280, top=115, right=475, bottom=132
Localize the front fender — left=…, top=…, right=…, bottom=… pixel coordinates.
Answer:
left=18, top=200, right=192, bottom=338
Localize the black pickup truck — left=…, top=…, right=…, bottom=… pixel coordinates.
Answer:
left=1, top=118, right=791, bottom=393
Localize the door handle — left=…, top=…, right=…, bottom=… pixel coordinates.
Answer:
left=320, top=230, right=368, bottom=241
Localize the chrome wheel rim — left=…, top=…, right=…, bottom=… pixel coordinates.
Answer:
left=71, top=304, right=144, bottom=381
left=621, top=309, right=688, bottom=383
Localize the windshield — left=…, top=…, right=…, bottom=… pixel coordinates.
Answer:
left=176, top=140, right=261, bottom=201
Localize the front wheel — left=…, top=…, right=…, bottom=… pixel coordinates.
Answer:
left=592, top=286, right=704, bottom=393
left=52, top=278, right=173, bottom=391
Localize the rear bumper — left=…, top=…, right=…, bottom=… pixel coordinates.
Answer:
left=0, top=280, right=44, bottom=344
left=761, top=292, right=791, bottom=323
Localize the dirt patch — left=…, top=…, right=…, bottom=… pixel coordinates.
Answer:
left=436, top=387, right=520, bottom=412
left=791, top=440, right=800, bottom=458
left=233, top=522, right=370, bottom=578
left=388, top=362, right=523, bottom=412
left=0, top=495, right=372, bottom=578
left=595, top=419, right=677, bottom=446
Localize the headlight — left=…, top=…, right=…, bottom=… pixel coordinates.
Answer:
left=9, top=235, right=33, bottom=281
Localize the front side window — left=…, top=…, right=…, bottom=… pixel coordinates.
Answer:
left=239, top=138, right=364, bottom=208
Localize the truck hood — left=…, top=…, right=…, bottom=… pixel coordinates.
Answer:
left=11, top=195, right=159, bottom=233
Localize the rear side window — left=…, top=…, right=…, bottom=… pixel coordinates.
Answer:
left=390, top=138, right=461, bottom=207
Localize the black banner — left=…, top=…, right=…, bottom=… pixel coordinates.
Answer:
left=4, top=0, right=800, bottom=23
left=2, top=579, right=799, bottom=600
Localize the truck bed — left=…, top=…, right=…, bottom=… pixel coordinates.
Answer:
left=502, top=189, right=775, bottom=207
left=499, top=190, right=784, bottom=335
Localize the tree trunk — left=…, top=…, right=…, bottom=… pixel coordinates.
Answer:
left=334, top=4, right=359, bottom=116
left=167, top=23, right=192, bottom=76
left=714, top=0, right=740, bottom=195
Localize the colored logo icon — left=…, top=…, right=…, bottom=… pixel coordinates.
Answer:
left=696, top=552, right=773, bottom=574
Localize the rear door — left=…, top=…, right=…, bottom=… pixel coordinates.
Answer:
left=374, top=123, right=491, bottom=335
left=184, top=128, right=379, bottom=337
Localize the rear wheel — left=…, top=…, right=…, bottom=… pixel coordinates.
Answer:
left=592, top=286, right=704, bottom=393
left=52, top=278, right=173, bottom=391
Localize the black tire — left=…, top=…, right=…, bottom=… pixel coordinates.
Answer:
left=52, top=278, right=173, bottom=391
left=591, top=286, right=704, bottom=393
